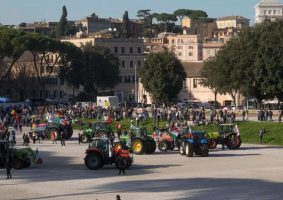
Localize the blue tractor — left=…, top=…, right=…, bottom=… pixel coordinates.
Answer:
left=179, top=130, right=209, bottom=157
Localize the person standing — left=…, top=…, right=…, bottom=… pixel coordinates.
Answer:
left=61, top=131, right=66, bottom=147
left=78, top=133, right=81, bottom=145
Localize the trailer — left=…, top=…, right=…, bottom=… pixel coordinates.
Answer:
left=97, top=96, right=118, bottom=108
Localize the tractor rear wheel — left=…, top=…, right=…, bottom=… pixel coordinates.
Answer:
left=158, top=140, right=169, bottom=152
left=208, top=139, right=217, bottom=149
left=84, top=152, right=104, bottom=170
left=149, top=139, right=156, bottom=154
left=185, top=143, right=194, bottom=157
left=23, top=158, right=32, bottom=168
left=81, top=134, right=89, bottom=143
left=179, top=141, right=185, bottom=155
left=226, top=133, right=240, bottom=149
left=115, top=156, right=128, bottom=170
left=131, top=139, right=144, bottom=154
left=201, top=144, right=209, bottom=157
left=13, top=159, right=23, bottom=169
left=65, top=125, right=73, bottom=139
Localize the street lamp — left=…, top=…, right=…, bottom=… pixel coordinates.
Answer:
left=108, top=28, right=117, bottom=38
left=134, top=63, right=138, bottom=103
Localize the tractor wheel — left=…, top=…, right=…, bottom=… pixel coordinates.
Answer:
left=131, top=139, right=144, bottom=154
left=114, top=142, right=125, bottom=150
left=13, top=159, right=23, bottom=169
left=115, top=156, right=128, bottom=170
left=49, top=129, right=59, bottom=140
left=149, top=139, right=156, bottom=154
left=201, top=144, right=209, bottom=157
left=23, top=158, right=32, bottom=168
left=208, top=139, right=217, bottom=149
left=84, top=152, right=104, bottom=170
left=235, top=136, right=242, bottom=149
left=81, top=134, right=89, bottom=143
left=226, top=133, right=240, bottom=149
left=179, top=141, right=185, bottom=155
left=185, top=143, right=194, bottom=157
left=158, top=140, right=169, bottom=152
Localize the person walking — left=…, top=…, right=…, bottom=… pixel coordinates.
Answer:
left=6, top=156, right=12, bottom=179
left=51, top=131, right=57, bottom=144
left=78, top=133, right=81, bottom=145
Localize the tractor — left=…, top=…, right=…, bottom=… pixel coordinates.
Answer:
left=156, top=126, right=191, bottom=152
left=0, top=140, right=42, bottom=169
left=115, top=126, right=156, bottom=155
left=84, top=137, right=133, bottom=170
left=207, top=123, right=242, bottom=150
left=30, top=117, right=73, bottom=140
left=81, top=121, right=113, bottom=143
left=179, top=130, right=209, bottom=157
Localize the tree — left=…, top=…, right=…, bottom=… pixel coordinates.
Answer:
left=173, top=9, right=207, bottom=21
left=61, top=43, right=120, bottom=97
left=152, top=13, right=177, bottom=32
left=137, top=9, right=154, bottom=37
left=201, top=21, right=283, bottom=107
left=0, top=27, right=26, bottom=83
left=57, top=5, right=68, bottom=38
left=23, top=32, right=80, bottom=98
left=139, top=51, right=186, bottom=103
left=121, top=11, right=130, bottom=38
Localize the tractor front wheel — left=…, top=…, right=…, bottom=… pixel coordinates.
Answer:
left=131, top=139, right=144, bottom=154
left=84, top=152, right=104, bottom=170
left=13, top=159, right=23, bottom=169
left=179, top=141, right=185, bottom=155
left=158, top=140, right=169, bottom=152
left=81, top=134, right=89, bottom=143
left=201, top=144, right=209, bottom=157
left=185, top=143, right=194, bottom=157
left=208, top=139, right=217, bottom=149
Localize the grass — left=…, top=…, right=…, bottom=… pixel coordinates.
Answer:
left=73, top=118, right=283, bottom=146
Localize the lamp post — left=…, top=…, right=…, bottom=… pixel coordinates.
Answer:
left=135, top=63, right=138, bottom=103
left=108, top=28, right=117, bottom=38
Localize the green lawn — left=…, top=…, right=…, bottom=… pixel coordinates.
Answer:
left=73, top=118, right=283, bottom=146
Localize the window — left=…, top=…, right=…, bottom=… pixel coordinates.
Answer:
left=183, top=80, right=187, bottom=89
left=60, top=91, right=64, bottom=98
left=119, top=76, right=123, bottom=83
left=130, top=60, right=134, bottom=68
left=274, top=10, right=277, bottom=15
left=53, top=90, right=57, bottom=98
left=269, top=10, right=272, bottom=15
left=114, top=47, right=118, bottom=53
left=177, top=46, right=183, bottom=49
left=137, top=60, right=141, bottom=67
left=172, top=39, right=175, bottom=44
left=137, top=47, right=141, bottom=53
left=264, top=10, right=267, bottom=15
left=178, top=52, right=182, bottom=56
left=121, top=47, right=125, bottom=54
left=193, top=79, right=197, bottom=88
left=132, top=76, right=135, bottom=83
left=130, top=47, right=133, bottom=53
left=60, top=78, right=64, bottom=85
left=46, top=90, right=50, bottom=98
left=121, top=60, right=125, bottom=68
left=188, top=46, right=194, bottom=49
left=189, top=52, right=193, bottom=57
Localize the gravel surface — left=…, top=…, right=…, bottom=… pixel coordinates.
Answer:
left=0, top=128, right=283, bottom=200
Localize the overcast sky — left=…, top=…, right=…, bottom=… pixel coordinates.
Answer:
left=0, top=0, right=280, bottom=25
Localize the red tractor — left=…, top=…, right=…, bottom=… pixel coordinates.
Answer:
left=84, top=137, right=133, bottom=170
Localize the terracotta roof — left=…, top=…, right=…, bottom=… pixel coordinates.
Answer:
left=182, top=62, right=204, bottom=78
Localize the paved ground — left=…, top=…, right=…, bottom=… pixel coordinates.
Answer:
left=1, top=128, right=283, bottom=200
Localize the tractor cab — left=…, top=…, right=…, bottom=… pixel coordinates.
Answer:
left=218, top=124, right=240, bottom=136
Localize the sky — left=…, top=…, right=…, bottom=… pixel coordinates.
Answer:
left=0, top=0, right=281, bottom=25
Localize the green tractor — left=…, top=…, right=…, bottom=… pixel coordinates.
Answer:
left=207, top=123, right=242, bottom=150
left=0, top=140, right=42, bottom=169
left=115, top=126, right=156, bottom=155
left=81, top=121, right=113, bottom=143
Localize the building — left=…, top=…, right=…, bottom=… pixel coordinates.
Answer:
left=165, top=34, right=203, bottom=62
left=202, top=40, right=224, bottom=61
left=255, top=0, right=283, bottom=23
left=214, top=16, right=250, bottom=40
left=78, top=14, right=143, bottom=38
left=61, top=37, right=144, bottom=101
left=16, top=22, right=57, bottom=35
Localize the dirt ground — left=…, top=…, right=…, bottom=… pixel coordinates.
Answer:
left=0, top=128, right=283, bottom=200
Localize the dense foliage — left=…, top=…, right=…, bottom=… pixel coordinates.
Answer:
left=139, top=51, right=186, bottom=104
